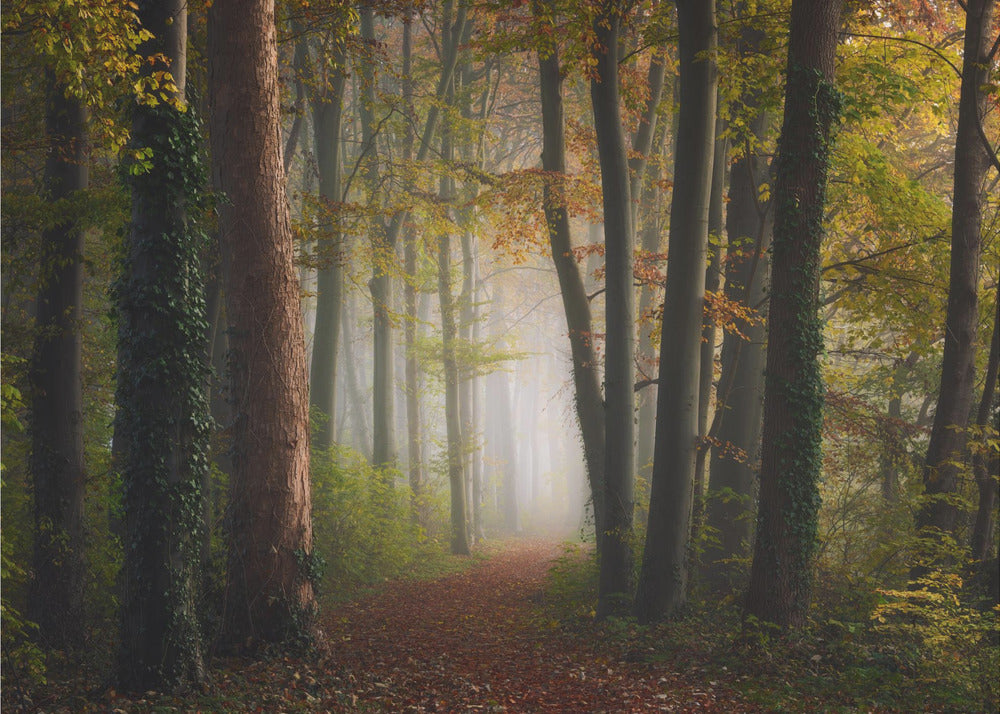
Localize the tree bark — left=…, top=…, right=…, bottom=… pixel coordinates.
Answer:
left=29, top=71, right=87, bottom=654
left=915, top=0, right=994, bottom=542
left=591, top=0, right=636, bottom=617
left=534, top=0, right=606, bottom=545
left=634, top=0, right=717, bottom=623
left=745, top=0, right=843, bottom=627
left=971, top=292, right=999, bottom=562
left=209, top=0, right=317, bottom=645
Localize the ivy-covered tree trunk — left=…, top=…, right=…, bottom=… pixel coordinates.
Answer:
left=309, top=45, right=346, bottom=452
left=591, top=0, right=636, bottom=617
left=29, top=71, right=87, bottom=653
left=209, top=0, right=317, bottom=645
left=116, top=0, right=207, bottom=689
left=534, top=0, right=606, bottom=545
left=634, top=0, right=717, bottom=624
left=914, top=0, right=994, bottom=543
left=745, top=0, right=843, bottom=628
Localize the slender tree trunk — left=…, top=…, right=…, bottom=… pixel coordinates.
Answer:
left=116, top=0, right=207, bottom=688
left=591, top=1, right=636, bottom=617
left=971, top=293, right=999, bottom=562
left=745, top=0, right=844, bottom=627
left=634, top=0, right=717, bottom=623
left=341, top=292, right=372, bottom=460
left=915, top=0, right=994, bottom=543
left=309, top=47, right=347, bottom=451
left=29, top=71, right=87, bottom=653
left=209, top=0, right=317, bottom=645
left=534, top=0, right=606, bottom=547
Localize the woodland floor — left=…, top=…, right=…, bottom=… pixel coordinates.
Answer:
left=20, top=540, right=772, bottom=712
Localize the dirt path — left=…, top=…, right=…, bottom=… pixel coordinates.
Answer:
left=319, top=539, right=752, bottom=712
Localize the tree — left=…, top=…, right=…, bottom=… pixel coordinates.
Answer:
left=745, top=0, right=844, bottom=627
left=208, top=0, right=318, bottom=645
left=591, top=0, right=636, bottom=618
left=914, top=0, right=996, bottom=545
left=115, top=0, right=209, bottom=688
left=534, top=0, right=606, bottom=545
left=28, top=71, right=87, bottom=653
left=634, top=0, right=717, bottom=623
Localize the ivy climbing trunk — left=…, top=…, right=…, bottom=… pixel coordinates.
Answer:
left=634, top=0, right=717, bottom=624
left=309, top=44, right=346, bottom=452
left=29, top=71, right=87, bottom=654
left=591, top=0, right=636, bottom=617
left=534, top=0, right=606, bottom=547
left=745, top=0, right=843, bottom=628
left=209, top=0, right=317, bottom=645
left=914, top=0, right=995, bottom=545
left=116, top=0, right=207, bottom=689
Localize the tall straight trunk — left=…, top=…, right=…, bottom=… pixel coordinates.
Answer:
left=400, top=14, right=424, bottom=521
left=116, top=0, right=207, bottom=688
left=745, top=0, right=843, bottom=627
left=29, top=72, right=87, bottom=653
left=534, top=0, right=606, bottom=545
left=701, top=101, right=772, bottom=592
left=915, top=0, right=994, bottom=542
left=342, top=290, right=372, bottom=460
left=970, top=293, right=999, bottom=562
left=438, top=76, right=470, bottom=555
left=309, top=49, right=347, bottom=451
left=634, top=0, right=717, bottom=623
left=209, top=0, right=317, bottom=645
left=591, top=1, right=636, bottom=617
left=471, top=284, right=484, bottom=540
left=691, top=115, right=728, bottom=542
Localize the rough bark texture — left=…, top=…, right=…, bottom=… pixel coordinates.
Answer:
left=29, top=71, right=87, bottom=653
left=971, top=294, right=999, bottom=562
left=309, top=50, right=346, bottom=451
left=745, top=0, right=843, bottom=627
left=535, top=0, right=606, bottom=544
left=915, top=0, right=994, bottom=541
left=634, top=0, right=717, bottom=624
left=209, top=0, right=317, bottom=645
left=701, top=106, right=772, bottom=593
left=591, top=0, right=636, bottom=618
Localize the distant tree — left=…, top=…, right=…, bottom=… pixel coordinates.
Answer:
left=209, top=0, right=318, bottom=645
left=914, top=0, right=996, bottom=546
left=29, top=71, right=87, bottom=653
left=634, top=0, right=717, bottom=623
left=745, top=0, right=844, bottom=627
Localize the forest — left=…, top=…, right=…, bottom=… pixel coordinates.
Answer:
left=1, top=0, right=998, bottom=711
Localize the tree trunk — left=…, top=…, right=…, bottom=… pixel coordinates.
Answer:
left=915, top=0, right=994, bottom=543
left=591, top=1, right=636, bottom=617
left=309, top=46, right=347, bottom=452
left=745, top=0, right=843, bottom=627
left=29, top=71, right=87, bottom=654
left=116, top=0, right=207, bottom=688
left=534, top=0, right=606, bottom=547
left=634, top=0, right=717, bottom=623
left=209, top=0, right=317, bottom=645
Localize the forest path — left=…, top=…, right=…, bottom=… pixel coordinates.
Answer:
left=318, top=538, right=753, bottom=712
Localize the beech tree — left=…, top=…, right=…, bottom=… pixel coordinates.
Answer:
left=209, top=0, right=318, bottom=644
left=745, top=0, right=844, bottom=627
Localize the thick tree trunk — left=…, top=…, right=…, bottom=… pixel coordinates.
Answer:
left=915, top=0, right=994, bottom=542
left=745, top=0, right=843, bottom=627
left=309, top=51, right=346, bottom=452
left=534, top=0, right=606, bottom=545
left=209, top=0, right=317, bottom=645
left=29, top=72, right=87, bottom=654
left=701, top=106, right=773, bottom=592
left=634, top=0, right=717, bottom=623
left=591, top=1, right=636, bottom=617
left=116, top=0, right=207, bottom=689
